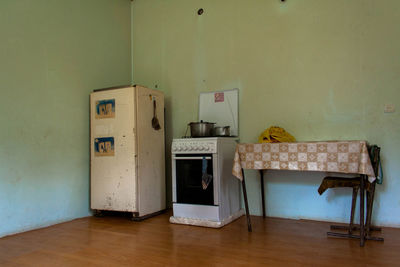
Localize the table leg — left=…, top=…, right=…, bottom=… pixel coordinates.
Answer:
left=360, top=175, right=365, bottom=247
left=241, top=168, right=252, bottom=232
left=260, top=170, right=266, bottom=218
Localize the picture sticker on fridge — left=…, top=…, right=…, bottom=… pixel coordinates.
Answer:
left=95, top=99, right=115, bottom=119
left=94, top=137, right=115, bottom=157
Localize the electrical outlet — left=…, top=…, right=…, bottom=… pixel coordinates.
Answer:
left=384, top=104, right=395, bottom=113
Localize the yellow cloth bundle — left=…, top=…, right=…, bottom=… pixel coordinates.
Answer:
left=258, top=126, right=296, bottom=143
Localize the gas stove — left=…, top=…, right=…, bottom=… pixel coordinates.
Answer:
left=170, top=137, right=243, bottom=228
left=170, top=89, right=242, bottom=228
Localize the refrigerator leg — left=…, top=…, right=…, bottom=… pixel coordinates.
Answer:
left=93, top=210, right=104, bottom=217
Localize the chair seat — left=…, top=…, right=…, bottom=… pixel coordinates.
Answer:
left=318, top=176, right=360, bottom=195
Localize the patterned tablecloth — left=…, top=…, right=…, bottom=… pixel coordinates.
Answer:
left=232, top=141, right=376, bottom=182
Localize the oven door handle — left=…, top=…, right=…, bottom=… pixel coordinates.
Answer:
left=173, top=156, right=212, bottom=160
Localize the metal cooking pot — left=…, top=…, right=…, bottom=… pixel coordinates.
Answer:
left=189, top=120, right=215, bottom=137
left=213, top=126, right=230, bottom=137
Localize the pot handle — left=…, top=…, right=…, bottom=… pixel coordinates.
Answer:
left=184, top=124, right=190, bottom=137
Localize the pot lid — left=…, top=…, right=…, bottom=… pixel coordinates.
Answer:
left=189, top=120, right=215, bottom=125
left=199, top=89, right=239, bottom=136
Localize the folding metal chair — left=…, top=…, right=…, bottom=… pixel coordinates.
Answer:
left=318, top=145, right=383, bottom=241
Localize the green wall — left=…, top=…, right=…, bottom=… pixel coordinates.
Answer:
left=0, top=0, right=131, bottom=237
left=132, top=0, right=400, bottom=226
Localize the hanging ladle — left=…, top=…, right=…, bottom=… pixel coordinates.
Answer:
left=152, top=99, right=161, bottom=130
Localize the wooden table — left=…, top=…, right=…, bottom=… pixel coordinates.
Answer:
left=232, top=141, right=376, bottom=247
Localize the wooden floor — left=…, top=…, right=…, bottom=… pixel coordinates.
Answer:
left=0, top=212, right=398, bottom=266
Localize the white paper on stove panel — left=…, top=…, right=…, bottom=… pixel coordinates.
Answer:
left=199, top=89, right=239, bottom=136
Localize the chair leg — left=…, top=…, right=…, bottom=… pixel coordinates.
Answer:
left=330, top=185, right=381, bottom=234
left=360, top=175, right=366, bottom=247
left=327, top=181, right=383, bottom=243
left=366, top=182, right=382, bottom=236
left=366, top=186, right=372, bottom=235
left=327, top=232, right=384, bottom=241
left=331, top=187, right=358, bottom=233
left=349, top=187, right=358, bottom=234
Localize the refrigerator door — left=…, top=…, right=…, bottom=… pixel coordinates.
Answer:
left=135, top=86, right=166, bottom=216
left=90, top=87, right=137, bottom=212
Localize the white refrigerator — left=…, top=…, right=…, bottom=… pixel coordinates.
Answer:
left=90, top=85, right=165, bottom=219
